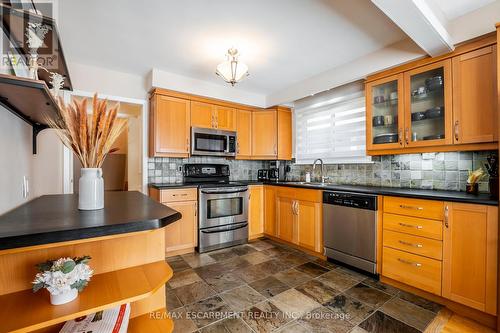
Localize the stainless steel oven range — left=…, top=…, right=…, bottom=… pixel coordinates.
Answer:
left=184, top=164, right=249, bottom=253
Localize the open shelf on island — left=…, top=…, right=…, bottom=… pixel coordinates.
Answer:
left=0, top=261, right=173, bottom=333
left=0, top=73, right=60, bottom=153
left=128, top=308, right=174, bottom=333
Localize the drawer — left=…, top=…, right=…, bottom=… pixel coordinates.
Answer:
left=384, top=196, right=444, bottom=220
left=383, top=230, right=442, bottom=260
left=161, top=188, right=197, bottom=203
left=383, top=247, right=442, bottom=295
left=383, top=213, right=443, bottom=240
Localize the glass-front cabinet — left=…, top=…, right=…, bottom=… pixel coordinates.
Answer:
left=404, top=60, right=452, bottom=147
left=366, top=74, right=404, bottom=150
left=366, top=60, right=452, bottom=151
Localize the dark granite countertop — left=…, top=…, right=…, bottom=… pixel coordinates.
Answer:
left=0, top=191, right=181, bottom=250
left=149, top=181, right=498, bottom=206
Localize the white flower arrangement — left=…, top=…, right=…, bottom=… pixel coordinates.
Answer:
left=32, top=256, right=93, bottom=296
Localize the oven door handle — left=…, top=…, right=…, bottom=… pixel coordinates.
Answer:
left=200, top=188, right=248, bottom=194
left=200, top=223, right=248, bottom=234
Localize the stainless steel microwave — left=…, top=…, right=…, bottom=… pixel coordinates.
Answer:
left=191, top=127, right=237, bottom=157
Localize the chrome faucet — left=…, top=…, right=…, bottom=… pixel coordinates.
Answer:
left=312, top=158, right=328, bottom=183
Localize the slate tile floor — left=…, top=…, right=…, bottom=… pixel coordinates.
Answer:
left=165, top=238, right=442, bottom=333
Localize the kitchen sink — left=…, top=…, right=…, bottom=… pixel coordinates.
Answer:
left=282, top=181, right=330, bottom=187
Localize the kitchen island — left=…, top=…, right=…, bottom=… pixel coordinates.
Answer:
left=0, top=191, right=180, bottom=333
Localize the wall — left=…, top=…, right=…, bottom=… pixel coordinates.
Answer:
left=0, top=108, right=34, bottom=215
left=148, top=157, right=268, bottom=184
left=32, top=129, right=65, bottom=197
left=286, top=151, right=494, bottom=192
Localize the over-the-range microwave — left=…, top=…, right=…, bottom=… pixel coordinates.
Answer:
left=191, top=127, right=237, bottom=157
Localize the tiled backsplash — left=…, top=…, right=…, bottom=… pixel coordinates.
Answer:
left=148, top=157, right=268, bottom=183
left=148, top=151, right=496, bottom=193
left=286, top=151, right=495, bottom=192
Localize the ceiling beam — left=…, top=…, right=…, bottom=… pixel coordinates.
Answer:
left=371, top=0, right=454, bottom=56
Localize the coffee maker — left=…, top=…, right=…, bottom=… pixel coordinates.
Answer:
left=269, top=161, right=289, bottom=182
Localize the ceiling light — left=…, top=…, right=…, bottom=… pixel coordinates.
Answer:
left=216, top=48, right=249, bottom=86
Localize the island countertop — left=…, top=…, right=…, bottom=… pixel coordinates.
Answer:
left=0, top=191, right=181, bottom=250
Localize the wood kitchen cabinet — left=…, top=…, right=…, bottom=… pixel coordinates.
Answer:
left=264, top=186, right=277, bottom=236
left=149, top=94, right=191, bottom=157
left=252, top=110, right=277, bottom=159
left=296, top=199, right=322, bottom=252
left=277, top=107, right=292, bottom=160
left=251, top=107, right=293, bottom=160
left=249, top=185, right=264, bottom=239
left=442, top=202, right=498, bottom=315
left=273, top=187, right=322, bottom=253
left=452, top=45, right=497, bottom=144
left=277, top=196, right=295, bottom=243
left=191, top=101, right=236, bottom=130
left=366, top=34, right=498, bottom=155
left=149, top=188, right=198, bottom=256
left=236, top=109, right=252, bottom=159
left=191, top=101, right=214, bottom=129
left=149, top=88, right=293, bottom=160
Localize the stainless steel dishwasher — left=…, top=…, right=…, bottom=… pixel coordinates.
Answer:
left=323, top=191, right=378, bottom=274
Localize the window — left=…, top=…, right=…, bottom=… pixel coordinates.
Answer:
left=294, top=81, right=371, bottom=165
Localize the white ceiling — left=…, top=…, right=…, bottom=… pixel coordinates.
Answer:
left=58, top=0, right=406, bottom=96
left=433, top=0, right=496, bottom=20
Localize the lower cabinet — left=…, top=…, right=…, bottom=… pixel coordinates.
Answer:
left=381, top=196, right=498, bottom=316
left=149, top=188, right=198, bottom=256
left=271, top=186, right=322, bottom=254
left=264, top=186, right=277, bottom=236
left=442, top=202, right=498, bottom=315
left=248, top=185, right=264, bottom=239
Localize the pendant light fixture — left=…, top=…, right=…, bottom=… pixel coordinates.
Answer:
left=216, top=48, right=249, bottom=86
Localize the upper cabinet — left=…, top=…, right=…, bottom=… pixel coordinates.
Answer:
left=191, top=102, right=236, bottom=130
left=149, top=94, right=191, bottom=158
left=236, top=109, right=252, bottom=159
left=215, top=105, right=237, bottom=131
left=452, top=45, right=497, bottom=144
left=252, top=110, right=277, bottom=159
left=404, top=60, right=453, bottom=148
left=149, top=89, right=292, bottom=159
left=366, top=74, right=404, bottom=151
left=277, top=107, right=293, bottom=160
left=366, top=35, right=498, bottom=155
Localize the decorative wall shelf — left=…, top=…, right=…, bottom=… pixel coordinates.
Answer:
left=0, top=3, right=73, bottom=90
left=0, top=260, right=173, bottom=333
left=0, top=74, right=60, bottom=153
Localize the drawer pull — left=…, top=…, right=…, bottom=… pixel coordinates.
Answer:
left=398, top=258, right=422, bottom=267
left=398, top=240, right=423, bottom=248
left=173, top=193, right=188, bottom=197
left=398, top=222, right=423, bottom=229
left=399, top=204, right=423, bottom=211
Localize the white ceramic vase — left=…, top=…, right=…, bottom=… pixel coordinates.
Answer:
left=50, top=288, right=78, bottom=305
left=78, top=168, right=104, bottom=210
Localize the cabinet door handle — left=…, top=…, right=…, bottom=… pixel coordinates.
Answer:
left=195, top=206, right=197, bottom=217
left=398, top=240, right=423, bottom=248
left=274, top=144, right=277, bottom=155
left=454, top=120, right=459, bottom=141
left=186, top=138, right=189, bottom=150
left=398, top=258, right=422, bottom=267
left=405, top=128, right=409, bottom=145
left=399, top=204, right=423, bottom=211
left=173, top=193, right=188, bottom=197
left=211, top=115, right=215, bottom=128
left=399, top=222, right=423, bottom=229
left=398, top=128, right=403, bottom=146
left=237, top=141, right=240, bottom=154
left=444, top=205, right=449, bottom=228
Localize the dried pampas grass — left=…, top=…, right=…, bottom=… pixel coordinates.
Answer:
left=47, top=93, right=127, bottom=168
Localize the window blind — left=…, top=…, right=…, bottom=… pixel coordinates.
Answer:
left=294, top=81, right=371, bottom=165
